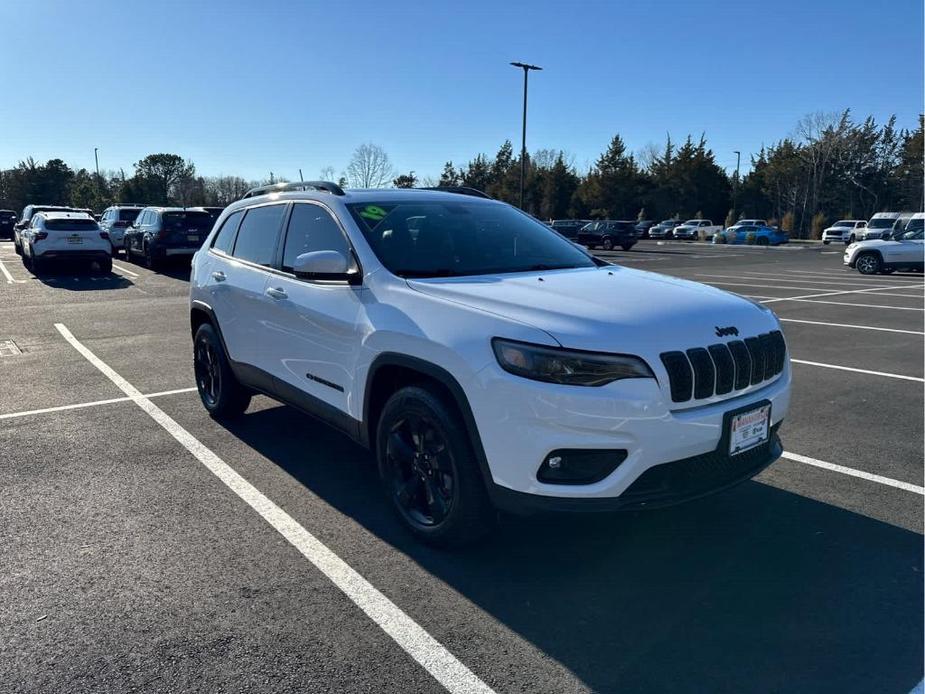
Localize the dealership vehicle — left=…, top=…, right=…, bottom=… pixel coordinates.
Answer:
left=20, top=211, right=112, bottom=274
left=634, top=220, right=656, bottom=238
left=852, top=212, right=913, bottom=242
left=576, top=220, right=637, bottom=250
left=844, top=225, right=924, bottom=274
left=714, top=224, right=789, bottom=246
left=648, top=219, right=682, bottom=239
left=0, top=209, right=16, bottom=239
left=99, top=204, right=143, bottom=253
left=549, top=219, right=591, bottom=240
left=673, top=219, right=723, bottom=241
left=822, top=220, right=866, bottom=244
left=13, top=204, right=82, bottom=254
left=734, top=218, right=768, bottom=227
left=901, top=212, right=924, bottom=234
left=189, top=182, right=790, bottom=545
left=123, top=207, right=214, bottom=269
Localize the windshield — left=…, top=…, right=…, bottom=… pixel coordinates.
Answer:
left=868, top=217, right=897, bottom=228
left=904, top=218, right=923, bottom=233
left=832, top=220, right=853, bottom=227
left=683, top=219, right=700, bottom=224
left=900, top=228, right=923, bottom=240
left=347, top=200, right=596, bottom=278
left=659, top=220, right=678, bottom=225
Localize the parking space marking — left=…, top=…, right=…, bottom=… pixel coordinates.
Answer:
left=778, top=318, right=925, bottom=335
left=791, top=359, right=924, bottom=383
left=738, top=271, right=923, bottom=288
left=0, top=387, right=198, bottom=421
left=54, top=323, right=495, bottom=694
left=703, top=280, right=925, bottom=300
left=112, top=262, right=139, bottom=277
left=756, top=284, right=925, bottom=304
left=758, top=297, right=923, bottom=311
left=0, top=256, right=26, bottom=283
left=696, top=275, right=921, bottom=294
left=781, top=452, right=925, bottom=495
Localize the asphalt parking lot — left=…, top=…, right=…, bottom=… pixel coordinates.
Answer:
left=1, top=238, right=922, bottom=693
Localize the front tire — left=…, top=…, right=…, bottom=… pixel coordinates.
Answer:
left=601, top=237, right=613, bottom=251
left=855, top=252, right=881, bottom=275
left=757, top=236, right=770, bottom=246
left=376, top=385, right=494, bottom=546
left=193, top=323, right=251, bottom=418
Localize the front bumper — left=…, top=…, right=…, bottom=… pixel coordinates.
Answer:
left=467, top=359, right=791, bottom=510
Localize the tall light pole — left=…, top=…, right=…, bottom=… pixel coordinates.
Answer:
left=94, top=147, right=100, bottom=178
left=733, top=150, right=741, bottom=213
left=510, top=61, right=542, bottom=210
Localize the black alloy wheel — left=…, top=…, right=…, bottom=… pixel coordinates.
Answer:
left=384, top=412, right=455, bottom=528
left=195, top=337, right=222, bottom=409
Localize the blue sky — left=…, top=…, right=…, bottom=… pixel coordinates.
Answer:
left=1, top=0, right=921, bottom=182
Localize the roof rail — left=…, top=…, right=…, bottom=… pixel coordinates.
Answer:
left=242, top=181, right=346, bottom=199
left=420, top=186, right=491, bottom=199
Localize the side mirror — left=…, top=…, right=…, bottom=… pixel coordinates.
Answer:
left=293, top=250, right=358, bottom=283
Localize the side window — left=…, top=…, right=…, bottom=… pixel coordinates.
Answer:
left=282, top=203, right=351, bottom=272
left=137, top=211, right=147, bottom=227
left=212, top=210, right=243, bottom=254
left=232, top=204, right=286, bottom=266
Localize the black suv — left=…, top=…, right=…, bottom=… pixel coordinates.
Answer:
left=577, top=220, right=637, bottom=251
left=123, top=207, right=214, bottom=269
left=550, top=219, right=591, bottom=240
left=634, top=220, right=656, bottom=238
left=0, top=209, right=16, bottom=239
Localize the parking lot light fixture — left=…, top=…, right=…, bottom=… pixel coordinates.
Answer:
left=510, top=61, right=543, bottom=210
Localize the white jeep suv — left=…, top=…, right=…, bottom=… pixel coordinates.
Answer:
left=189, top=183, right=791, bottom=545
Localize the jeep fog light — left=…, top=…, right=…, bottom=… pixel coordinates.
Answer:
left=537, top=449, right=628, bottom=485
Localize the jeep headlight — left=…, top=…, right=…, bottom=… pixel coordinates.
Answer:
left=492, top=338, right=654, bottom=386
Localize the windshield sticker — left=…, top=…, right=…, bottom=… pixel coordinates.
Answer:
left=359, top=205, right=389, bottom=222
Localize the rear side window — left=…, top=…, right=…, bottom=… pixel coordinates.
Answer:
left=232, top=204, right=286, bottom=266
left=45, top=218, right=99, bottom=231
left=212, top=210, right=243, bottom=254
left=282, top=204, right=350, bottom=272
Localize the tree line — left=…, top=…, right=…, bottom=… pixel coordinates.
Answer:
left=1, top=111, right=920, bottom=238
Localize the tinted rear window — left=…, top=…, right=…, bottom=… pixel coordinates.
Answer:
left=118, top=209, right=141, bottom=221
left=162, top=212, right=213, bottom=231
left=45, top=218, right=99, bottom=231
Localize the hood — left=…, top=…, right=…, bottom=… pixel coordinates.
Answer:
left=408, top=266, right=778, bottom=353
left=850, top=238, right=899, bottom=249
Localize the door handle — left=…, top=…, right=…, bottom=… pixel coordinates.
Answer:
left=265, top=287, right=288, bottom=300
left=211, top=271, right=226, bottom=282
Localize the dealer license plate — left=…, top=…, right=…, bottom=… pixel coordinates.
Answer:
left=187, top=234, right=199, bottom=242
left=729, top=404, right=770, bottom=456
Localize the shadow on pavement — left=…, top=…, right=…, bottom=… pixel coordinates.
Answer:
left=222, top=404, right=924, bottom=694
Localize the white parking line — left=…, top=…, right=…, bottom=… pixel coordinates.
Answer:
left=778, top=318, right=924, bottom=335
left=702, top=280, right=923, bottom=299
left=790, top=359, right=924, bottom=382
left=0, top=256, right=25, bottom=284
left=757, top=284, right=925, bottom=304
left=54, top=323, right=494, bottom=694
left=0, top=387, right=198, bottom=421
left=761, top=297, right=924, bottom=311
left=112, top=262, right=139, bottom=277
left=738, top=271, right=923, bottom=288
left=781, top=452, right=925, bottom=495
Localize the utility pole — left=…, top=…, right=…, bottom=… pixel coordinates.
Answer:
left=94, top=147, right=100, bottom=178
left=299, top=168, right=304, bottom=182
left=510, top=61, right=543, bottom=210
left=733, top=150, right=741, bottom=213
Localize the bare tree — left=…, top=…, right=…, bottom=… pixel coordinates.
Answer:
left=346, top=143, right=396, bottom=188
left=319, top=165, right=336, bottom=182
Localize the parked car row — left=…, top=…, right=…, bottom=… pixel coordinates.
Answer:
left=844, top=214, right=924, bottom=274
left=713, top=224, right=789, bottom=246
left=10, top=201, right=224, bottom=273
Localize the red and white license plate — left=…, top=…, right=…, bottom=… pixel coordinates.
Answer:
left=729, top=404, right=770, bottom=456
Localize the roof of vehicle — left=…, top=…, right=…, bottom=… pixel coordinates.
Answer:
left=36, top=211, right=95, bottom=221
left=830, top=219, right=865, bottom=225
left=911, top=212, right=925, bottom=219
left=139, top=206, right=213, bottom=213
left=231, top=187, right=502, bottom=211
left=870, top=212, right=903, bottom=218
left=106, top=203, right=145, bottom=209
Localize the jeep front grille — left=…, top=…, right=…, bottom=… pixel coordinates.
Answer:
left=660, top=330, right=786, bottom=403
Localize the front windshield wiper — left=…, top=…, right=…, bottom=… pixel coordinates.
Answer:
left=522, top=263, right=584, bottom=272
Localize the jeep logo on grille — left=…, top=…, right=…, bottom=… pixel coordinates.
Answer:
left=715, top=325, right=739, bottom=337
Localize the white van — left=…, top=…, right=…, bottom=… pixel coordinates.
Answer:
left=855, top=212, right=912, bottom=242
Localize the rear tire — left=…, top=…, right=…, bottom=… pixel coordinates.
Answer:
left=95, top=257, right=112, bottom=275
left=193, top=323, right=251, bottom=418
left=376, top=385, right=494, bottom=546
left=144, top=243, right=159, bottom=270
left=757, top=237, right=769, bottom=246
left=855, top=252, right=881, bottom=275
left=601, top=238, right=613, bottom=251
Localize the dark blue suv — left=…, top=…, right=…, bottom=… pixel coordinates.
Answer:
left=123, top=207, right=214, bottom=269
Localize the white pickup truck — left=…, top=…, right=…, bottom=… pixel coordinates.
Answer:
left=672, top=219, right=723, bottom=241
